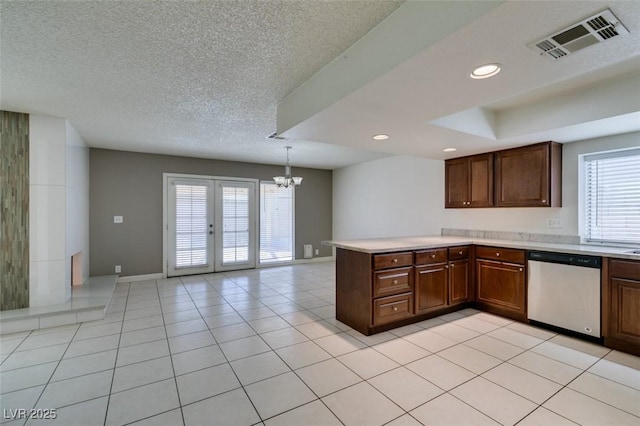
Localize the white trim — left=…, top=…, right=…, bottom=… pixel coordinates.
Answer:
left=256, top=256, right=333, bottom=268
left=118, top=273, right=164, bottom=283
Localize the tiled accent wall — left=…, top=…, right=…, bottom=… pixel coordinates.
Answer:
left=1, top=111, right=30, bottom=310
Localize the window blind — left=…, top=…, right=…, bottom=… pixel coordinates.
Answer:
left=259, top=182, right=293, bottom=263
left=584, top=149, right=640, bottom=245
left=175, top=184, right=208, bottom=268
left=221, top=186, right=250, bottom=264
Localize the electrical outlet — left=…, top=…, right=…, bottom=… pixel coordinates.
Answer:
left=115, top=265, right=121, bottom=273
left=114, top=216, right=123, bottom=224
left=315, top=249, right=319, bottom=255
left=546, top=218, right=563, bottom=228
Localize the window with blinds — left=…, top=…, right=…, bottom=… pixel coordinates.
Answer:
left=221, top=186, right=250, bottom=264
left=175, top=184, right=209, bottom=268
left=260, top=182, right=293, bottom=263
left=584, top=148, right=640, bottom=245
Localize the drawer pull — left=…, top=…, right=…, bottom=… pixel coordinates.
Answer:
left=458, top=251, right=463, bottom=255
left=450, top=264, right=454, bottom=268
left=445, top=265, right=449, bottom=269
left=519, top=268, right=523, bottom=272
left=393, top=306, right=398, bottom=312
left=542, top=199, right=547, bottom=203
left=496, top=252, right=500, bottom=256
left=392, top=279, right=398, bottom=285
left=393, top=258, right=398, bottom=263
left=431, top=254, right=436, bottom=259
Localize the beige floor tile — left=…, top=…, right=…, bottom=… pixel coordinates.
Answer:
left=38, top=370, right=113, bottom=409
left=322, top=382, right=404, bottom=426
left=275, top=341, right=332, bottom=370
left=373, top=338, right=430, bottom=365
left=118, top=326, right=166, bottom=348
left=295, top=321, right=341, bottom=340
left=464, top=335, right=525, bottom=361
left=368, top=367, right=443, bottom=411
left=0, top=385, right=45, bottom=414
left=176, top=363, right=240, bottom=405
left=171, top=344, right=226, bottom=376
left=106, top=379, right=179, bottom=425
left=506, top=322, right=557, bottom=340
left=568, top=372, right=640, bottom=416
left=509, top=351, right=582, bottom=385
left=449, top=316, right=502, bottom=334
left=451, top=376, right=537, bottom=425
left=111, top=356, right=174, bottom=393
left=403, top=329, right=458, bottom=352
left=260, top=327, right=308, bottom=349
left=210, top=322, right=256, bottom=343
left=487, top=328, right=543, bottom=349
left=543, top=388, right=640, bottom=425
left=531, top=341, right=601, bottom=370
left=245, top=372, right=316, bottom=419
left=230, top=351, right=290, bottom=385
left=219, top=335, right=271, bottom=361
left=384, top=414, right=423, bottom=426
left=182, top=388, right=259, bottom=426
left=1, top=344, right=67, bottom=371
left=437, top=344, right=501, bottom=374
left=52, top=349, right=117, bottom=381
left=338, top=348, right=399, bottom=379
left=314, top=332, right=366, bottom=357
left=482, top=362, right=562, bottom=404
left=517, top=407, right=577, bottom=426
left=0, top=362, right=57, bottom=393
left=406, top=354, right=475, bottom=390
left=164, top=318, right=208, bottom=338
left=604, top=350, right=640, bottom=370
left=429, top=322, right=480, bottom=342
left=27, top=396, right=109, bottom=426
left=588, top=358, right=640, bottom=390
left=296, top=358, right=361, bottom=397
left=168, top=330, right=215, bottom=354
left=264, top=400, right=341, bottom=426
left=127, top=408, right=183, bottom=426
left=116, top=339, right=169, bottom=367
left=410, top=393, right=499, bottom=425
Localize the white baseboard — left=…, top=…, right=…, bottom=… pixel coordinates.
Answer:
left=118, top=273, right=164, bottom=283
left=293, top=256, right=333, bottom=264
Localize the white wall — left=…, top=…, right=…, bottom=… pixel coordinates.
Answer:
left=332, top=132, right=639, bottom=241
left=65, top=122, right=90, bottom=285
left=29, top=115, right=89, bottom=307
left=333, top=155, right=444, bottom=240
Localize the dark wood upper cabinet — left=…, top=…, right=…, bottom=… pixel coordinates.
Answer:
left=445, top=153, right=493, bottom=208
left=495, top=142, right=562, bottom=207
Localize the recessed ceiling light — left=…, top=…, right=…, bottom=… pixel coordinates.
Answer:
left=470, top=63, right=501, bottom=79
left=372, top=134, right=389, bottom=140
left=443, top=148, right=457, bottom=152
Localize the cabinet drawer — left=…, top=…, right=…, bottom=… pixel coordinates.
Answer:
left=374, top=252, right=413, bottom=270
left=373, top=293, right=413, bottom=326
left=415, top=249, right=447, bottom=265
left=610, top=259, right=640, bottom=280
left=448, top=246, right=469, bottom=261
left=476, top=246, right=525, bottom=264
left=373, top=267, right=413, bottom=298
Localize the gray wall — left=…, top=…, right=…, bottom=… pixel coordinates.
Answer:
left=90, top=149, right=332, bottom=277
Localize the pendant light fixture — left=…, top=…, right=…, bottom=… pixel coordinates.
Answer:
left=273, top=146, right=303, bottom=188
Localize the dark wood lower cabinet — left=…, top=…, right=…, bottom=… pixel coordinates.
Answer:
left=449, top=259, right=469, bottom=305
left=476, top=259, right=526, bottom=321
left=604, top=259, right=640, bottom=356
left=415, top=264, right=448, bottom=314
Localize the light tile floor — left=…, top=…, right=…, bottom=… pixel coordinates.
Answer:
left=1, top=262, right=639, bottom=426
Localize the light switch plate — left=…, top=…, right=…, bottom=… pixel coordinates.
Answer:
left=546, top=218, right=562, bottom=228
left=114, top=216, right=123, bottom=224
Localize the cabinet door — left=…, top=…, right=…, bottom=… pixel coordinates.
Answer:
left=496, top=143, right=550, bottom=207
left=415, top=264, right=448, bottom=313
left=609, top=278, right=640, bottom=346
left=476, top=259, right=525, bottom=318
left=449, top=259, right=469, bottom=305
left=445, top=158, right=468, bottom=208
left=469, top=154, right=494, bottom=207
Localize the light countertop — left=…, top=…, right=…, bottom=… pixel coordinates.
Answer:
left=324, top=235, right=640, bottom=260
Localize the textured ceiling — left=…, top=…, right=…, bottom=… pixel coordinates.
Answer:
left=2, top=1, right=639, bottom=169
left=0, top=0, right=401, bottom=168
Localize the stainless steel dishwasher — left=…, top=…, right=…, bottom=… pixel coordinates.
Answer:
left=527, top=251, right=602, bottom=339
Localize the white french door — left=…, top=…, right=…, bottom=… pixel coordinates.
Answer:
left=215, top=181, right=256, bottom=271
left=167, top=176, right=256, bottom=277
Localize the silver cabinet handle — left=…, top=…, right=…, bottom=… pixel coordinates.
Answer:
left=392, top=279, right=398, bottom=285
left=431, top=254, right=436, bottom=259
left=393, top=258, right=398, bottom=263
left=393, top=306, right=398, bottom=312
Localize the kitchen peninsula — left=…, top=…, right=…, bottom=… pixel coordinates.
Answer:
left=325, top=235, right=640, bottom=356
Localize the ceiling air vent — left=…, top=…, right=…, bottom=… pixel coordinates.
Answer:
left=528, top=9, right=628, bottom=60
left=266, top=131, right=286, bottom=141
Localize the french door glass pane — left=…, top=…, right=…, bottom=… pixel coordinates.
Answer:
left=222, top=186, right=250, bottom=264
left=260, top=182, right=293, bottom=263
left=175, top=184, right=209, bottom=268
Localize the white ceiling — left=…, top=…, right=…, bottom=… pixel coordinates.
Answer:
left=1, top=1, right=639, bottom=169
